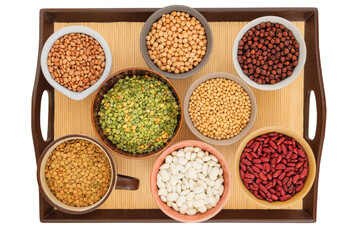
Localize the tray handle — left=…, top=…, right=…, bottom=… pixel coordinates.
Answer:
left=115, top=174, right=140, bottom=190
left=32, top=66, right=54, bottom=163
left=303, top=12, right=326, bottom=159
left=32, top=11, right=55, bottom=164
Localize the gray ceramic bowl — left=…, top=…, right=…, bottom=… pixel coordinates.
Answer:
left=184, top=72, right=257, bottom=146
left=140, top=5, right=213, bottom=80
left=232, top=16, right=306, bottom=91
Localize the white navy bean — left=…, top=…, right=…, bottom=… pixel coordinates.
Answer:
left=156, top=146, right=225, bottom=216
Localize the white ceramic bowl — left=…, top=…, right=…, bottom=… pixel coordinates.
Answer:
left=40, top=26, right=112, bottom=100
left=232, top=16, right=306, bottom=91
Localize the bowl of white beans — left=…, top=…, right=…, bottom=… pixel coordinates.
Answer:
left=150, top=140, right=231, bottom=223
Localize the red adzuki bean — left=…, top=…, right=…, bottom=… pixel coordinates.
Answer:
left=240, top=132, right=309, bottom=203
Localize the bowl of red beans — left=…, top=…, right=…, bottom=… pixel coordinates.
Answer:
left=232, top=16, right=306, bottom=91
left=235, top=127, right=316, bottom=208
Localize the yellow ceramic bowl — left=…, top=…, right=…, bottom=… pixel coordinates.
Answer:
left=235, top=126, right=316, bottom=209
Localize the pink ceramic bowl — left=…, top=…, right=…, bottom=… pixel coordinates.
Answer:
left=150, top=140, right=231, bottom=223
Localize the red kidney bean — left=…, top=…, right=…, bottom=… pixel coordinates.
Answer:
left=281, top=144, right=287, bottom=154
left=278, top=171, right=286, bottom=180
left=263, top=148, right=271, bottom=153
left=244, top=152, right=252, bottom=160
left=269, top=141, right=277, bottom=149
left=245, top=173, right=255, bottom=179
left=267, top=173, right=273, bottom=181
left=253, top=159, right=262, bottom=164
left=273, top=170, right=282, bottom=178
left=240, top=132, right=309, bottom=203
left=264, top=163, right=270, bottom=172
left=252, top=166, right=261, bottom=173
left=296, top=184, right=304, bottom=192
left=277, top=137, right=285, bottom=145
left=244, top=178, right=253, bottom=184
left=270, top=158, right=276, bottom=168
left=250, top=184, right=258, bottom=191
left=259, top=172, right=267, bottom=181
left=253, top=142, right=260, bottom=152
left=293, top=148, right=298, bottom=155
left=275, top=163, right=286, bottom=170
left=288, top=184, right=294, bottom=193
left=251, top=182, right=259, bottom=190
left=241, top=158, right=252, bottom=166
left=243, top=148, right=252, bottom=152
left=246, top=139, right=255, bottom=147
left=266, top=191, right=272, bottom=199
left=240, top=170, right=245, bottom=180
left=282, top=177, right=289, bottom=185
left=293, top=174, right=300, bottom=184
left=271, top=194, right=279, bottom=201
left=285, top=151, right=293, bottom=159
left=287, top=177, right=293, bottom=187
left=300, top=168, right=308, bottom=179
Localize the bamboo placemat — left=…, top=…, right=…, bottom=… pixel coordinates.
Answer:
left=54, top=21, right=304, bottom=210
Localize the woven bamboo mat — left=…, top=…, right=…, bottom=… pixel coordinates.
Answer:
left=54, top=21, right=304, bottom=210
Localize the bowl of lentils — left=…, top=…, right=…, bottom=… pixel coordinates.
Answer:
left=183, top=72, right=257, bottom=146
left=92, top=68, right=183, bottom=159
left=232, top=16, right=306, bottom=91
left=40, top=26, right=112, bottom=100
left=140, top=5, right=213, bottom=79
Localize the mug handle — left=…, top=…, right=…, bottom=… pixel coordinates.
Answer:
left=115, top=174, right=139, bottom=190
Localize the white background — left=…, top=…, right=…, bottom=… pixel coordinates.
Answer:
left=1, top=0, right=358, bottom=239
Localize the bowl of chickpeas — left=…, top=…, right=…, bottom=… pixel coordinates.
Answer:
left=183, top=72, right=257, bottom=146
left=37, top=135, right=139, bottom=214
left=140, top=5, right=213, bottom=79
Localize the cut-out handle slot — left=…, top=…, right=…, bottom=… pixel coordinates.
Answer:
left=40, top=90, right=49, bottom=141
left=308, top=90, right=317, bottom=140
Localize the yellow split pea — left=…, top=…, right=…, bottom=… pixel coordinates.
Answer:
left=44, top=139, right=112, bottom=207
left=146, top=11, right=207, bottom=74
left=189, top=78, right=251, bottom=140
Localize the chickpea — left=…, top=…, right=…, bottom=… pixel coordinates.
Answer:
left=189, top=78, right=251, bottom=140
left=146, top=11, right=207, bottom=73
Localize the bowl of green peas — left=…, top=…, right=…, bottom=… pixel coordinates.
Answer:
left=92, top=68, right=183, bottom=159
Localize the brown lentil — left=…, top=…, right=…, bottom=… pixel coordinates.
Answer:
left=47, top=33, right=106, bottom=92
left=146, top=11, right=207, bottom=74
left=189, top=78, right=251, bottom=140
left=237, top=21, right=300, bottom=84
left=44, top=139, right=112, bottom=207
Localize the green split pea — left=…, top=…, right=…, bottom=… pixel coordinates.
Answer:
left=98, top=75, right=179, bottom=154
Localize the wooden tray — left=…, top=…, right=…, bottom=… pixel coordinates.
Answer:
left=32, top=8, right=326, bottom=222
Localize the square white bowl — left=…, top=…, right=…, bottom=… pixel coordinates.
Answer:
left=40, top=26, right=112, bottom=100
